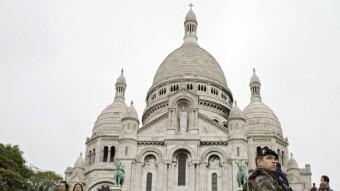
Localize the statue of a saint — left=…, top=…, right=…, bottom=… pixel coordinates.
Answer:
left=178, top=106, right=188, bottom=132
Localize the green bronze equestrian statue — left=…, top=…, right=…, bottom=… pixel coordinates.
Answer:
left=236, top=160, right=247, bottom=187
left=114, top=160, right=125, bottom=187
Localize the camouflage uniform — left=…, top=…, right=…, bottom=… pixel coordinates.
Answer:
left=243, top=168, right=285, bottom=191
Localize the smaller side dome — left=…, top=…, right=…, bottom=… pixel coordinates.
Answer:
left=65, top=167, right=73, bottom=174
left=244, top=101, right=282, bottom=132
left=74, top=153, right=85, bottom=169
left=287, top=153, right=299, bottom=170
left=93, top=101, right=128, bottom=135
left=123, top=101, right=139, bottom=120
left=229, top=101, right=245, bottom=120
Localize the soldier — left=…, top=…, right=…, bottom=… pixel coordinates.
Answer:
left=243, top=146, right=285, bottom=191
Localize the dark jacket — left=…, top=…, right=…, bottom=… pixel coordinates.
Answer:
left=274, top=169, right=292, bottom=191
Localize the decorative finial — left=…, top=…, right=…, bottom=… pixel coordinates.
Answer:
left=253, top=68, right=256, bottom=74
left=290, top=152, right=293, bottom=158
left=234, top=101, right=237, bottom=107
left=131, top=100, right=134, bottom=106
left=189, top=3, right=194, bottom=9
left=80, top=152, right=82, bottom=156
left=121, top=68, right=124, bottom=74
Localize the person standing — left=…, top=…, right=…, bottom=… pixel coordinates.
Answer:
left=243, top=146, right=285, bottom=191
left=275, top=162, right=292, bottom=191
left=72, top=183, right=84, bottom=191
left=318, top=175, right=333, bottom=191
left=58, top=180, right=69, bottom=191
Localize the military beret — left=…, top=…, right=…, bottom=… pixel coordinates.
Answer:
left=256, top=146, right=278, bottom=159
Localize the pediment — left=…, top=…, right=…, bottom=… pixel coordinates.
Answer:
left=138, top=113, right=168, bottom=135
left=198, top=112, right=228, bottom=135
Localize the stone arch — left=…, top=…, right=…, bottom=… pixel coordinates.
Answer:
left=201, top=147, right=228, bottom=163
left=136, top=147, right=163, bottom=162
left=169, top=146, right=195, bottom=161
left=169, top=91, right=198, bottom=108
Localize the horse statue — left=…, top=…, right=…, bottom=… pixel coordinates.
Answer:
left=114, top=160, right=125, bottom=187
left=235, top=160, right=247, bottom=187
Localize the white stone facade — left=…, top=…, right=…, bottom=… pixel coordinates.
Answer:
left=65, top=8, right=312, bottom=191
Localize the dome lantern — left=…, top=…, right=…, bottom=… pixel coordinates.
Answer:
left=183, top=4, right=198, bottom=44
left=115, top=69, right=126, bottom=102
left=249, top=68, right=261, bottom=103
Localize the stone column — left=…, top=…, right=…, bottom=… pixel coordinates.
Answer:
left=168, top=108, right=176, bottom=134
left=193, top=108, right=198, bottom=127
left=130, top=162, right=135, bottom=191
left=168, top=108, right=175, bottom=127
left=166, top=163, right=170, bottom=191
left=194, top=163, right=199, bottom=191
left=199, top=162, right=207, bottom=191
left=156, top=162, right=164, bottom=191
left=190, top=162, right=195, bottom=191
left=190, top=108, right=199, bottom=134
left=133, top=162, right=142, bottom=191
left=189, top=109, right=193, bottom=129
left=168, top=162, right=175, bottom=191
left=222, top=162, right=229, bottom=191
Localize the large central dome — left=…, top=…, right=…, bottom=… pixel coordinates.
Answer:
left=143, top=7, right=233, bottom=125
left=152, top=43, right=228, bottom=88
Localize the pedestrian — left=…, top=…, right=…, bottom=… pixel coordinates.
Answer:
left=311, top=183, right=317, bottom=191
left=275, top=162, right=293, bottom=191
left=243, top=146, right=285, bottom=191
left=72, top=182, right=84, bottom=191
left=58, top=180, right=69, bottom=191
left=318, top=175, right=333, bottom=191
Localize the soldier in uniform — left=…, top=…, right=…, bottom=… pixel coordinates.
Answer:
left=243, top=146, right=286, bottom=191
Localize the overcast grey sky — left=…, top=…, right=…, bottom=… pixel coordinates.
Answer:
left=1, top=0, right=340, bottom=189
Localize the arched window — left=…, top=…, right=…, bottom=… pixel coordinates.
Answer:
left=92, top=149, right=96, bottom=163
left=178, top=153, right=186, bottom=186
left=146, top=172, right=152, bottom=191
left=237, top=147, right=240, bottom=157
left=212, top=173, right=217, bottom=191
left=88, top=150, right=92, bottom=165
left=103, top=146, right=108, bottom=162
left=110, top=146, right=115, bottom=162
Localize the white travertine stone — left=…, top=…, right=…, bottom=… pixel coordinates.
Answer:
left=65, top=7, right=312, bottom=191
